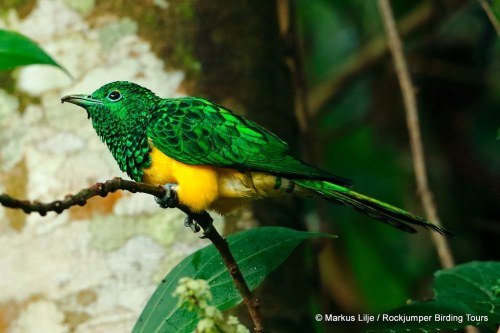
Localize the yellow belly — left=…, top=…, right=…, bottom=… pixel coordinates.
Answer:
left=142, top=146, right=219, bottom=213
left=142, top=145, right=298, bottom=214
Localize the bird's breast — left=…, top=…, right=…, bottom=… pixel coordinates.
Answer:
left=141, top=145, right=178, bottom=185
left=141, top=143, right=302, bottom=215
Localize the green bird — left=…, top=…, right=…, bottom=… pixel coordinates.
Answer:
left=61, top=81, right=450, bottom=235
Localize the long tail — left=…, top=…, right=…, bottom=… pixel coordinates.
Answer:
left=293, top=179, right=452, bottom=235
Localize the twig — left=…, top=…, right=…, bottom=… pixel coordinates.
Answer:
left=0, top=177, right=163, bottom=214
left=309, top=1, right=437, bottom=117
left=377, top=0, right=455, bottom=269
left=478, top=0, right=500, bottom=37
left=195, top=212, right=264, bottom=333
left=278, top=0, right=316, bottom=163
left=0, top=177, right=265, bottom=333
left=278, top=0, right=310, bottom=135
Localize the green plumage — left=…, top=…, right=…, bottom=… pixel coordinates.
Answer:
left=148, top=97, right=351, bottom=186
left=62, top=81, right=451, bottom=235
left=83, top=83, right=157, bottom=181
left=293, top=179, right=445, bottom=234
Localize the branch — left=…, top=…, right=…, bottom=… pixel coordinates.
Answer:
left=199, top=212, right=265, bottom=333
left=377, top=0, right=455, bottom=269
left=377, top=18, right=477, bottom=333
left=309, top=0, right=469, bottom=118
left=308, top=1, right=437, bottom=117
left=0, top=177, right=265, bottom=333
left=0, top=177, right=164, bottom=214
left=478, top=0, right=500, bottom=37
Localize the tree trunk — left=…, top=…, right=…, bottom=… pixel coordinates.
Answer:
left=168, top=1, right=314, bottom=332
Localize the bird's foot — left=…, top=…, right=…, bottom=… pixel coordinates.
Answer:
left=155, top=183, right=214, bottom=237
left=184, top=215, right=201, bottom=233
left=155, top=183, right=179, bottom=208
left=197, top=212, right=214, bottom=239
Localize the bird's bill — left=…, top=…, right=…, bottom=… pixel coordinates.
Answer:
left=61, top=94, right=102, bottom=107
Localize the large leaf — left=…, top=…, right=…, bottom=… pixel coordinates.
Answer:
left=133, top=226, right=335, bottom=333
left=367, top=261, right=500, bottom=332
left=0, top=29, right=66, bottom=72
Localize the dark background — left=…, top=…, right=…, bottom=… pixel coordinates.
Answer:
left=191, top=1, right=499, bottom=332
left=3, top=1, right=498, bottom=332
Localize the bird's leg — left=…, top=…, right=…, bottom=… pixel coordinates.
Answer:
left=183, top=215, right=201, bottom=233
left=155, top=183, right=179, bottom=208
left=179, top=209, right=214, bottom=238
left=195, top=211, right=214, bottom=239
left=155, top=183, right=210, bottom=235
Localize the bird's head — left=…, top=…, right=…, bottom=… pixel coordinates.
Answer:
left=62, top=81, right=160, bottom=124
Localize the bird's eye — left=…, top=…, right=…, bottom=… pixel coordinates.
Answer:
left=107, top=90, right=122, bottom=102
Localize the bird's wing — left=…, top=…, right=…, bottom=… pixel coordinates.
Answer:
left=147, top=97, right=352, bottom=186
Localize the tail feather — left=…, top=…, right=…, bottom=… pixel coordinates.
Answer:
left=293, top=179, right=452, bottom=235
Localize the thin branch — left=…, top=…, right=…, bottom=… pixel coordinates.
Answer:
left=278, top=0, right=316, bottom=163
left=309, top=1, right=437, bottom=117
left=199, top=213, right=264, bottom=333
left=0, top=177, right=265, bottom=333
left=0, top=177, right=163, bottom=214
left=478, top=0, right=500, bottom=37
left=278, top=0, right=310, bottom=135
left=377, top=0, right=455, bottom=269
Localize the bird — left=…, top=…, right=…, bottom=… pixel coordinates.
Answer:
left=61, top=81, right=451, bottom=235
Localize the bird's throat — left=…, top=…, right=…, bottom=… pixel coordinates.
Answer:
left=91, top=113, right=151, bottom=181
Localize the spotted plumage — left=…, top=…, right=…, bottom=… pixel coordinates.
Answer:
left=62, top=81, right=451, bottom=235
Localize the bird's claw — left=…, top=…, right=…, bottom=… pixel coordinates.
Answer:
left=155, top=183, right=213, bottom=238
left=184, top=215, right=201, bottom=233
left=184, top=214, right=214, bottom=239
left=155, top=183, right=179, bottom=208
left=200, top=221, right=213, bottom=239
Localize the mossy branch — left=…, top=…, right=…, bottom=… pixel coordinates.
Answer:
left=0, top=177, right=265, bottom=333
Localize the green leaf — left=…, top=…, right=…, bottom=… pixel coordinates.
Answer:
left=0, top=29, right=67, bottom=73
left=492, top=0, right=500, bottom=18
left=367, top=261, right=500, bottom=332
left=133, top=226, right=335, bottom=333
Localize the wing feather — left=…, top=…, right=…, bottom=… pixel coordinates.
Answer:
left=147, top=97, right=352, bottom=186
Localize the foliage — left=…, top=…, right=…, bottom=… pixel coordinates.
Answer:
left=0, top=28, right=66, bottom=72
left=132, top=227, right=335, bottom=333
left=173, top=277, right=250, bottom=333
left=1, top=2, right=499, bottom=333
left=367, top=261, right=500, bottom=332
left=297, top=0, right=500, bottom=319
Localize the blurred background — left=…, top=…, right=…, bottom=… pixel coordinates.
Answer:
left=292, top=0, right=500, bottom=331
left=0, top=1, right=499, bottom=333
